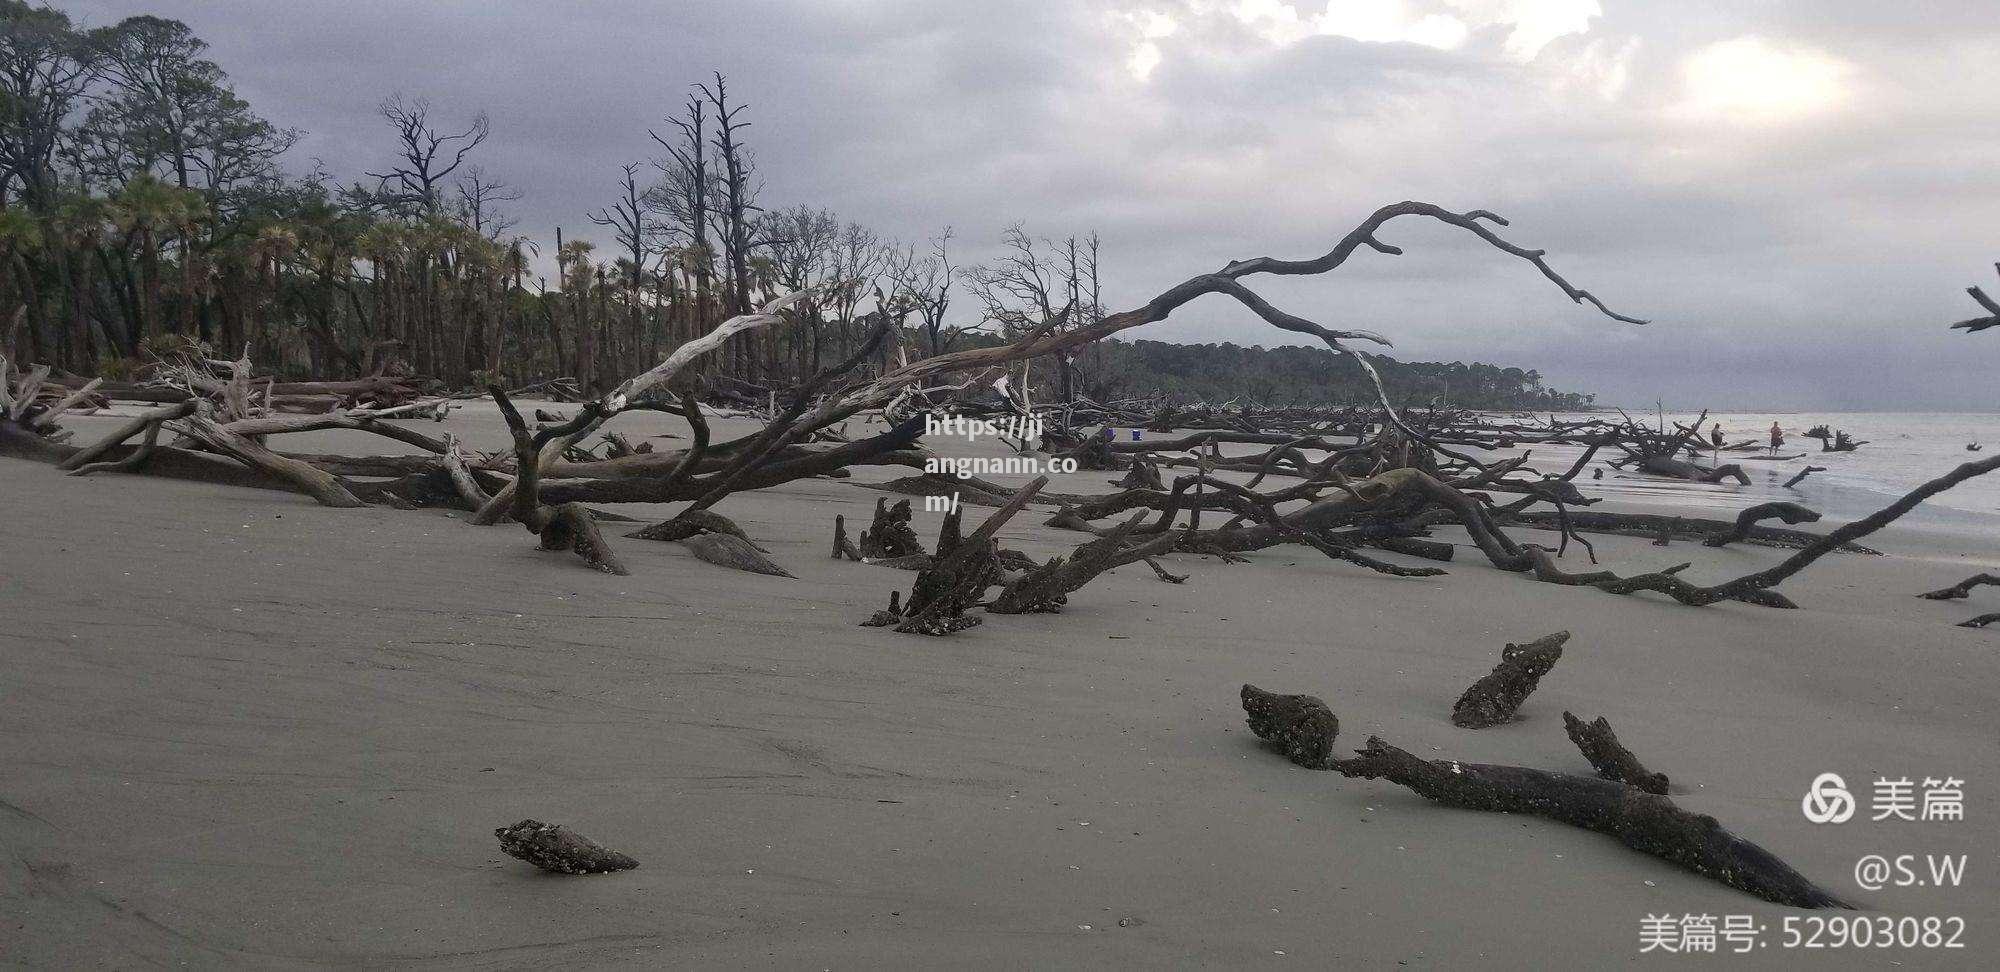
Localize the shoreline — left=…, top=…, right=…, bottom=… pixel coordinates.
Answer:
left=4, top=405, right=1996, bottom=965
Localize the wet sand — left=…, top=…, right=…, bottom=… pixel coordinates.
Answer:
left=3, top=406, right=1996, bottom=967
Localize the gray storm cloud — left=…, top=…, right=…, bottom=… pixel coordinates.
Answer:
left=62, top=0, right=2000, bottom=408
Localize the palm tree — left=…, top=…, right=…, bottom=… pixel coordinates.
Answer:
left=53, top=194, right=113, bottom=366
left=110, top=175, right=190, bottom=346
left=241, top=222, right=298, bottom=355
left=0, top=207, right=47, bottom=362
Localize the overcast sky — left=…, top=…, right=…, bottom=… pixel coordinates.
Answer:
left=63, top=0, right=2000, bottom=410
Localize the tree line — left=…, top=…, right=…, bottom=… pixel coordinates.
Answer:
left=1084, top=339, right=1598, bottom=410
left=0, top=1, right=1594, bottom=410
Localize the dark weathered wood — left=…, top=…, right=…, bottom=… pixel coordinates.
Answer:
left=831, top=514, right=863, bottom=560
left=989, top=512, right=1180, bottom=614
left=1241, top=684, right=1340, bottom=769
left=859, top=497, right=923, bottom=559
left=178, top=411, right=368, bottom=508
left=1236, top=688, right=1849, bottom=908
left=1702, top=501, right=1821, bottom=547
left=1783, top=465, right=1826, bottom=488
left=494, top=819, right=639, bottom=874
left=1452, top=631, right=1567, bottom=728
left=1323, top=737, right=1851, bottom=909
left=677, top=531, right=792, bottom=577
left=880, top=477, right=1047, bottom=634
left=1562, top=711, right=1668, bottom=794
left=1918, top=573, right=2000, bottom=601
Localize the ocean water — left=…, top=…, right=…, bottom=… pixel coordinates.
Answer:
left=1523, top=412, right=2000, bottom=538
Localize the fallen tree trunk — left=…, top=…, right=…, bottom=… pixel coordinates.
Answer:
left=1638, top=455, right=1749, bottom=484
left=1503, top=509, right=1876, bottom=554
left=1236, top=687, right=1850, bottom=907
left=177, top=410, right=368, bottom=509
left=1328, top=737, right=1852, bottom=909
left=535, top=416, right=928, bottom=506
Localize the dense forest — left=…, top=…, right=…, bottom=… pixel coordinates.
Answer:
left=1084, top=339, right=1596, bottom=409
left=0, top=1, right=1592, bottom=410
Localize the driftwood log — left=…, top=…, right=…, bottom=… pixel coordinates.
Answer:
left=1236, top=687, right=1849, bottom=908
left=494, top=819, right=639, bottom=874
left=1451, top=631, right=1568, bottom=728
left=1329, top=737, right=1850, bottom=909
left=1917, top=573, right=2000, bottom=600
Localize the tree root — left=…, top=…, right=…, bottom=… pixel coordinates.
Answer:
left=872, top=477, right=1047, bottom=634
left=539, top=502, right=629, bottom=575
left=676, top=531, right=792, bottom=577
left=1452, top=631, right=1567, bottom=728
left=493, top=387, right=625, bottom=573
left=1562, top=711, right=1669, bottom=794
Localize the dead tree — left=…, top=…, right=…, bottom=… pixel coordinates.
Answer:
left=1451, top=631, right=1568, bottom=728
left=1562, top=712, right=1669, bottom=794
left=492, top=389, right=627, bottom=574
left=868, top=478, right=1046, bottom=634
left=1949, top=262, right=2000, bottom=333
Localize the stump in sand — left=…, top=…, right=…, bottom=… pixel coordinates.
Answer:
left=1451, top=631, right=1568, bottom=728
left=1241, top=684, right=1340, bottom=769
left=494, top=819, right=639, bottom=874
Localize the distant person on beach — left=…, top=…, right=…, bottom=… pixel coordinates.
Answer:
left=1770, top=421, right=1784, bottom=454
left=1710, top=423, right=1725, bottom=451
